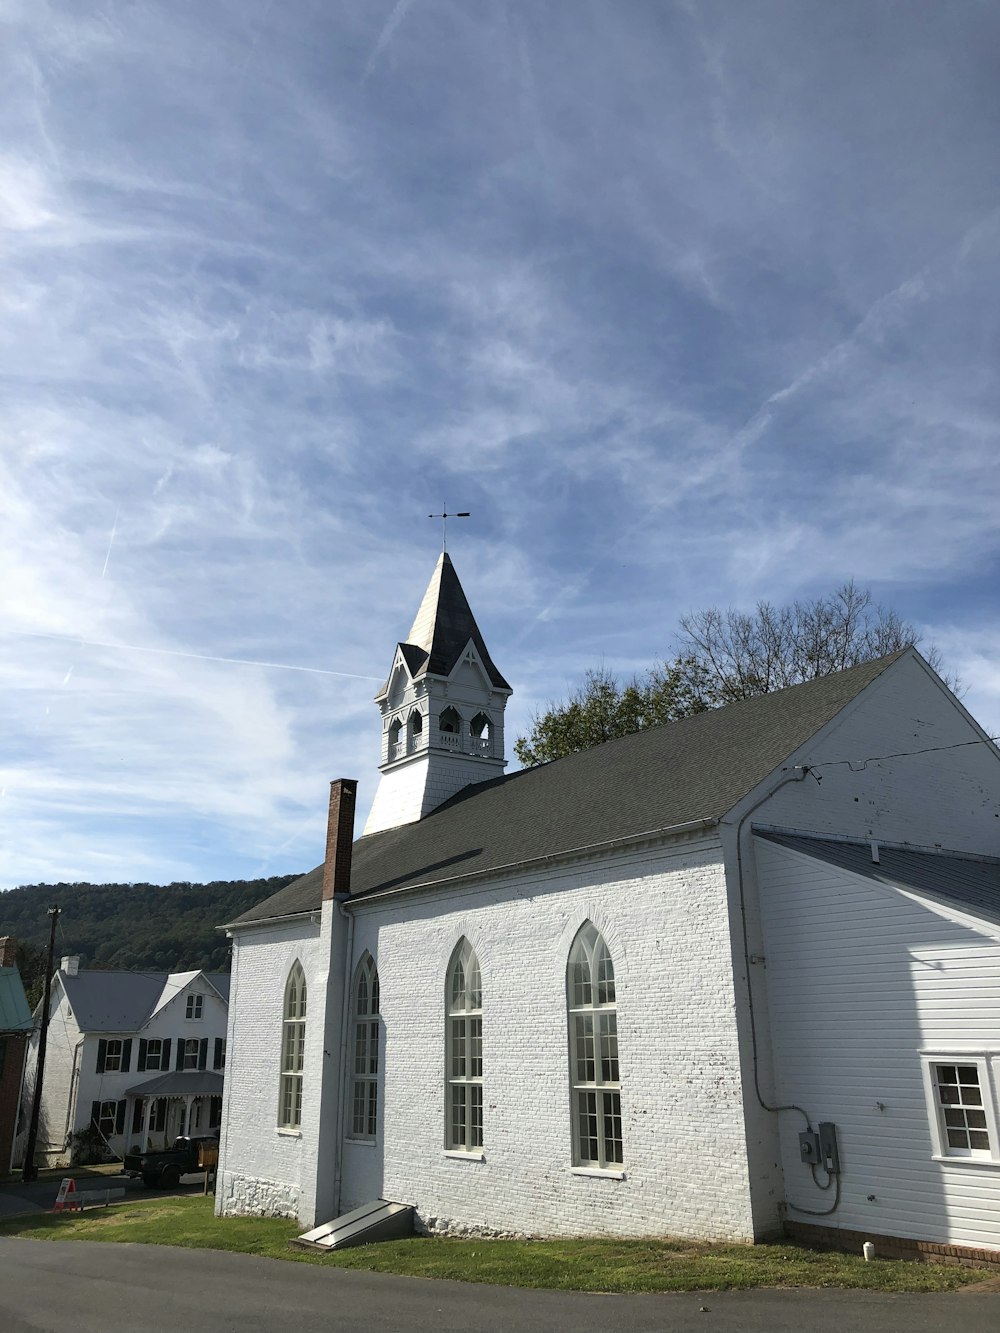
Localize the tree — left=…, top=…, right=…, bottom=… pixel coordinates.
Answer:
left=515, top=582, right=947, bottom=766
left=676, top=580, right=947, bottom=704
left=513, top=659, right=711, bottom=767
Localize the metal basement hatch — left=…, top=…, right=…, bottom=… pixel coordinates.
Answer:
left=292, top=1199, right=415, bottom=1252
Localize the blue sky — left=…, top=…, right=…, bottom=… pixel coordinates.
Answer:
left=3, top=0, right=999, bottom=890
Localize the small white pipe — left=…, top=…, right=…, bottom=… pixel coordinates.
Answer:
left=863, top=1241, right=875, bottom=1261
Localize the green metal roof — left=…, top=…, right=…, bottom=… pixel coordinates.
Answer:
left=0, top=967, right=33, bottom=1032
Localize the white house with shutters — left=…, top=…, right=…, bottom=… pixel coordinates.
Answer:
left=217, top=552, right=1000, bottom=1263
left=21, top=961, right=229, bottom=1166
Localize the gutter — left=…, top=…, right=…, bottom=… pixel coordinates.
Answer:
left=216, top=910, right=321, bottom=934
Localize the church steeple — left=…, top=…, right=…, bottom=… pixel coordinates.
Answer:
left=362, top=553, right=512, bottom=837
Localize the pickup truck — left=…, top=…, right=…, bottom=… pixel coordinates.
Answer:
left=123, top=1135, right=219, bottom=1188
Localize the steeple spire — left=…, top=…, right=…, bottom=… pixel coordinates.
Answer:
left=404, top=553, right=510, bottom=691
left=363, top=554, right=512, bottom=837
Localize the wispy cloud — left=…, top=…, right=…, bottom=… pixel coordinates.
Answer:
left=2, top=0, right=999, bottom=888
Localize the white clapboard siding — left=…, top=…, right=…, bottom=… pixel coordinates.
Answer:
left=756, top=835, right=1000, bottom=1252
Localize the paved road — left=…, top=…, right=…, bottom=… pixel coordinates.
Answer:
left=0, top=1171, right=206, bottom=1217
left=1, top=1239, right=999, bottom=1333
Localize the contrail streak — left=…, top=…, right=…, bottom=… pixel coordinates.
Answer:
left=364, top=0, right=416, bottom=80
left=101, top=508, right=120, bottom=578
left=10, top=629, right=383, bottom=682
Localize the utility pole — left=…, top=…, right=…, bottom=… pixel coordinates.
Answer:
left=21, top=906, right=60, bottom=1183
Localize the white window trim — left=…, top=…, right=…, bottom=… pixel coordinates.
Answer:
left=278, top=963, right=307, bottom=1131
left=919, top=1051, right=1000, bottom=1165
left=567, top=923, right=624, bottom=1171
left=570, top=1166, right=627, bottom=1180
left=445, top=939, right=483, bottom=1153
left=348, top=954, right=380, bottom=1141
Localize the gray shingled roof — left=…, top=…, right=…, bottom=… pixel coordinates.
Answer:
left=61, top=971, right=231, bottom=1033
left=378, top=553, right=511, bottom=695
left=758, top=832, right=1000, bottom=926
left=229, top=652, right=906, bottom=927
left=124, top=1070, right=224, bottom=1099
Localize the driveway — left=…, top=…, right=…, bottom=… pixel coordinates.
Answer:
left=1, top=1239, right=999, bottom=1333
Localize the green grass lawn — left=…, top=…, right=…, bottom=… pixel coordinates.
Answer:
left=0, top=1195, right=983, bottom=1293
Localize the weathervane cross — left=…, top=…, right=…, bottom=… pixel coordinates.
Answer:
left=428, top=506, right=470, bottom=553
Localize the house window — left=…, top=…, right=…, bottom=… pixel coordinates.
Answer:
left=102, top=1039, right=124, bottom=1073
left=923, top=1057, right=998, bottom=1160
left=567, top=922, right=623, bottom=1170
left=446, top=939, right=483, bottom=1151
left=350, top=955, right=380, bottom=1138
left=94, top=1100, right=121, bottom=1138
left=186, top=994, right=204, bottom=1020
left=279, top=962, right=307, bottom=1130
left=144, top=1039, right=164, bottom=1071
left=182, top=1039, right=200, bottom=1070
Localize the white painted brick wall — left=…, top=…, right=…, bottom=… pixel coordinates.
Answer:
left=339, top=834, right=758, bottom=1241
left=217, top=918, right=322, bottom=1219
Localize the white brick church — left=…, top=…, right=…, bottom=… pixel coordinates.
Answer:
left=217, top=553, right=1000, bottom=1259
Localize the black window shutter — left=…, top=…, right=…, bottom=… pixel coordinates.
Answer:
left=138, top=1039, right=147, bottom=1072
left=122, top=1039, right=132, bottom=1072
left=162, top=1039, right=171, bottom=1070
left=213, top=1038, right=223, bottom=1070
left=176, top=1040, right=185, bottom=1070
left=132, top=1099, right=143, bottom=1133
left=91, top=1100, right=101, bottom=1129
left=96, top=1039, right=107, bottom=1074
left=115, top=1101, right=126, bottom=1135
left=198, top=1038, right=208, bottom=1070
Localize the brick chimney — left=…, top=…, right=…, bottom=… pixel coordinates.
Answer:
left=0, top=936, right=16, bottom=968
left=322, top=778, right=358, bottom=901
left=61, top=956, right=80, bottom=976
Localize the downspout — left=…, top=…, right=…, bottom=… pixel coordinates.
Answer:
left=62, top=1038, right=85, bottom=1153
left=732, top=764, right=841, bottom=1216
left=319, top=777, right=358, bottom=1222
left=332, top=898, right=355, bottom=1217
left=218, top=932, right=239, bottom=1196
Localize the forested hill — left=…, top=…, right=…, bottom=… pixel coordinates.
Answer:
left=1, top=875, right=302, bottom=1004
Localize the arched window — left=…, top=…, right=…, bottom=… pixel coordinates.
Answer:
left=567, top=923, right=622, bottom=1168
left=350, top=954, right=380, bottom=1138
left=439, top=706, right=461, bottom=735
left=408, top=703, right=424, bottom=746
left=446, top=939, right=482, bottom=1151
left=388, top=717, right=402, bottom=758
left=279, top=963, right=306, bottom=1130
